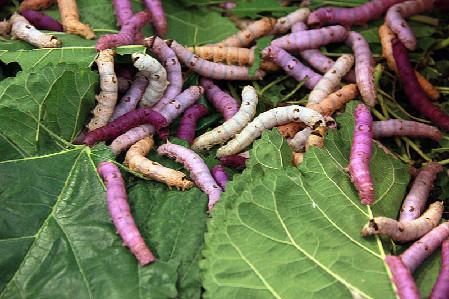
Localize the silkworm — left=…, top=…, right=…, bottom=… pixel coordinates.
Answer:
left=191, top=86, right=258, bottom=152
left=19, top=0, right=57, bottom=11
left=271, top=25, right=348, bottom=51
left=268, top=7, right=311, bottom=35
left=308, top=54, right=355, bottom=105
left=386, top=0, right=435, bottom=51
left=57, top=0, right=95, bottom=39
left=373, top=119, right=443, bottom=141
left=97, top=161, right=156, bottom=265
left=0, top=19, right=11, bottom=36
left=143, top=0, right=167, bottom=37
left=399, top=162, right=443, bottom=222
left=306, top=84, right=359, bottom=116
left=277, top=122, right=305, bottom=139
left=292, top=152, right=304, bottom=167
left=344, top=104, right=374, bottom=205
left=10, top=13, right=62, bottom=48
left=157, top=142, right=222, bottom=212
left=21, top=9, right=63, bottom=32
left=124, top=137, right=194, bottom=190
left=361, top=201, right=444, bottom=242
left=110, top=72, right=149, bottom=121
left=429, top=238, right=449, bottom=298
left=132, top=52, right=168, bottom=108
left=88, top=49, right=118, bottom=131
left=392, top=38, right=449, bottom=130
left=176, top=104, right=209, bottom=145
left=200, top=77, right=240, bottom=121
left=261, top=46, right=322, bottom=89
left=400, top=222, right=449, bottom=273
left=216, top=105, right=326, bottom=158
left=168, top=40, right=266, bottom=80
left=384, top=255, right=420, bottom=299
left=109, top=86, right=204, bottom=155
left=346, top=31, right=376, bottom=106
left=378, top=24, right=439, bottom=99
left=211, top=165, right=230, bottom=191
left=216, top=17, right=276, bottom=48
left=96, top=11, right=150, bottom=51
left=287, top=127, right=313, bottom=153
left=220, top=154, right=247, bottom=170
left=83, top=108, right=169, bottom=146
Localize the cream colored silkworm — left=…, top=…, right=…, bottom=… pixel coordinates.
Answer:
left=87, top=49, right=118, bottom=131
left=132, top=53, right=168, bottom=108
left=191, top=86, right=258, bottom=152
left=307, top=54, right=355, bottom=105
left=10, top=13, right=62, bottom=48
left=270, top=8, right=311, bottom=35
left=287, top=127, right=313, bottom=153
left=216, top=106, right=326, bottom=158
left=124, top=137, right=195, bottom=190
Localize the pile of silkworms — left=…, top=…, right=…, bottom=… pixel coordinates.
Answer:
left=3, top=0, right=449, bottom=294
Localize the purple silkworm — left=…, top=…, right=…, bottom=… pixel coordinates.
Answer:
left=211, top=165, right=230, bottom=191
left=96, top=11, right=150, bottom=51
left=344, top=104, right=374, bottom=205
left=109, top=86, right=204, bottom=155
left=112, top=0, right=133, bottom=27
left=200, top=77, right=240, bottom=121
left=97, top=162, right=156, bottom=265
left=176, top=104, right=209, bottom=145
left=21, top=9, right=63, bottom=32
left=83, top=108, right=168, bottom=147
left=144, top=36, right=183, bottom=107
left=400, top=222, right=449, bottom=274
left=110, top=72, right=149, bottom=120
left=143, top=0, right=167, bottom=38
left=373, top=119, right=444, bottom=142
left=429, top=238, right=449, bottom=298
left=270, top=25, right=348, bottom=51
left=384, top=255, right=420, bottom=299
left=220, top=154, right=247, bottom=170
left=167, top=40, right=266, bottom=80
left=399, top=162, right=443, bottom=222
left=346, top=31, right=376, bottom=106
left=261, top=46, right=322, bottom=89
left=307, top=0, right=407, bottom=28
left=157, top=142, right=222, bottom=211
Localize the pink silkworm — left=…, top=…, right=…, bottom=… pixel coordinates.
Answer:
left=83, top=108, right=169, bottom=147
left=344, top=104, right=374, bottom=205
left=144, top=36, right=183, bottom=107
left=96, top=11, right=150, bottom=51
left=21, top=9, right=63, bottom=32
left=393, top=38, right=449, bottom=130
left=97, top=162, right=155, bottom=265
left=260, top=46, right=322, bottom=89
left=112, top=0, right=133, bottom=26
left=167, top=40, right=266, bottom=80
left=291, top=22, right=356, bottom=83
left=211, top=165, right=230, bottom=191
left=384, top=255, right=420, bottom=299
left=157, top=142, right=222, bottom=211
left=429, top=238, right=449, bottom=298
left=200, top=77, right=240, bottom=121
left=400, top=222, right=449, bottom=273
left=373, top=119, right=443, bottom=142
left=109, top=86, right=204, bottom=155
left=143, top=0, right=167, bottom=38
left=399, top=162, right=443, bottom=222
left=386, top=0, right=435, bottom=51
left=110, top=72, right=149, bottom=120
left=271, top=25, right=348, bottom=51
left=346, top=31, right=376, bottom=106
left=307, top=0, right=406, bottom=28
left=176, top=104, right=209, bottom=145
left=220, top=154, right=247, bottom=170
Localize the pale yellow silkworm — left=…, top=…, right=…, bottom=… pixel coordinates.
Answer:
left=124, top=137, right=195, bottom=190
left=191, top=86, right=258, bottom=152
left=10, top=13, right=62, bottom=48
left=132, top=53, right=168, bottom=108
left=216, top=105, right=326, bottom=158
left=58, top=0, right=95, bottom=39
left=308, top=54, right=354, bottom=105
left=87, top=49, right=118, bottom=131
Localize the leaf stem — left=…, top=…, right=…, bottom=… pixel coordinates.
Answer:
left=409, top=15, right=440, bottom=26
left=279, top=78, right=307, bottom=103
left=259, top=75, right=289, bottom=96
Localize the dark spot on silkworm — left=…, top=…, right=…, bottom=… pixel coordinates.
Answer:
left=190, top=61, right=196, bottom=66
left=294, top=108, right=300, bottom=113
left=331, top=70, right=337, bottom=74
left=111, top=173, right=118, bottom=178
left=175, top=104, right=181, bottom=109
left=336, top=92, right=342, bottom=97
left=293, top=116, right=299, bottom=121
left=398, top=227, right=404, bottom=232
left=112, top=77, right=117, bottom=83
left=425, top=245, right=429, bottom=250
left=124, top=97, right=131, bottom=102
left=25, top=25, right=31, bottom=29
left=409, top=206, right=415, bottom=212
left=154, top=74, right=160, bottom=80
left=245, top=33, right=251, bottom=38
left=165, top=40, right=173, bottom=46
left=288, top=64, right=294, bottom=70
left=133, top=56, right=140, bottom=62
left=401, top=21, right=407, bottom=28
left=370, top=220, right=379, bottom=231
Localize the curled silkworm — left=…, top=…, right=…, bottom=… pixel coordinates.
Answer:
left=287, top=127, right=313, bottom=153
left=10, top=13, right=62, bottom=48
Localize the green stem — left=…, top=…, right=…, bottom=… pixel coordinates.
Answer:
left=409, top=15, right=440, bottom=26
left=402, top=136, right=431, bottom=161
left=279, top=78, right=306, bottom=103
left=259, top=75, right=289, bottom=95
left=380, top=89, right=432, bottom=123
left=227, top=81, right=240, bottom=102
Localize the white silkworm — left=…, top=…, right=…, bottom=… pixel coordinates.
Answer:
left=132, top=52, right=168, bottom=108
left=10, top=13, right=62, bottom=48
left=287, top=127, right=313, bottom=153
left=191, top=86, right=258, bottom=152
left=216, top=106, right=326, bottom=158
